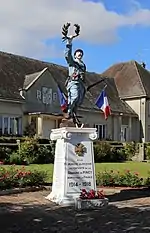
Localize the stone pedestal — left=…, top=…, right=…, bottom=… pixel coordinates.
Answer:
left=45, top=127, right=97, bottom=206
left=75, top=198, right=109, bottom=210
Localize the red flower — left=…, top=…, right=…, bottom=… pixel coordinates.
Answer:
left=81, top=189, right=86, bottom=193
left=0, top=161, right=4, bottom=165
left=125, top=169, right=130, bottom=173
left=97, top=190, right=105, bottom=199
left=80, top=189, right=105, bottom=199
left=134, top=172, right=139, bottom=176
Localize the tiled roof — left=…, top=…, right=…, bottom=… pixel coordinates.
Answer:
left=102, top=60, right=150, bottom=99
left=0, top=51, right=137, bottom=115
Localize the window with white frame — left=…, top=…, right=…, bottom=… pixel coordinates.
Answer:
left=94, top=124, right=106, bottom=140
left=10, top=117, right=14, bottom=134
left=3, top=117, right=9, bottom=135
left=0, top=116, right=22, bottom=136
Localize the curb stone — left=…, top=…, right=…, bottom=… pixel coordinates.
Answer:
left=98, top=186, right=149, bottom=193
left=0, top=186, right=119, bottom=196
left=0, top=186, right=147, bottom=196
left=102, top=188, right=121, bottom=194
left=0, top=186, right=50, bottom=196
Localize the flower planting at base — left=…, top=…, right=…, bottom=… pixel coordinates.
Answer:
left=80, top=189, right=105, bottom=199
left=96, top=170, right=144, bottom=187
left=0, top=165, right=48, bottom=190
left=75, top=189, right=108, bottom=210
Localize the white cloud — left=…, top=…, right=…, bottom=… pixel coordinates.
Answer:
left=0, top=0, right=150, bottom=59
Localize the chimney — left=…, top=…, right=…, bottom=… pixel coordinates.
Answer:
left=141, top=62, right=146, bottom=68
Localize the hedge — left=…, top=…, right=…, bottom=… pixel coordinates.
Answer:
left=0, top=137, right=138, bottom=165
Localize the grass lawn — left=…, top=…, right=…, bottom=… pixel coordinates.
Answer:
left=1, top=162, right=150, bottom=182
left=95, top=162, right=150, bottom=177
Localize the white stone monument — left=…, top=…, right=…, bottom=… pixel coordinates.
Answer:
left=45, top=127, right=97, bottom=206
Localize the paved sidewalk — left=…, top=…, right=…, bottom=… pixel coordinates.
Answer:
left=0, top=190, right=150, bottom=233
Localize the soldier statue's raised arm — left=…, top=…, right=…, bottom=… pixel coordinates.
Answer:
left=62, top=23, right=86, bottom=125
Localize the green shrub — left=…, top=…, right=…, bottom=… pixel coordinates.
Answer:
left=144, top=171, right=150, bottom=186
left=36, top=145, right=54, bottom=164
left=9, top=152, right=29, bottom=165
left=9, top=138, right=54, bottom=165
left=124, top=142, right=137, bottom=161
left=94, top=141, right=126, bottom=162
left=18, top=138, right=38, bottom=164
left=49, top=141, right=56, bottom=157
left=94, top=142, right=112, bottom=162
left=96, top=170, right=117, bottom=186
left=110, top=147, right=127, bottom=162
left=0, top=147, right=13, bottom=164
left=38, top=138, right=50, bottom=144
left=145, top=143, right=150, bottom=160
left=96, top=170, right=144, bottom=187
left=0, top=165, right=48, bottom=190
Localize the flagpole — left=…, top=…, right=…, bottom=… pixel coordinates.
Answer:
left=103, top=84, right=107, bottom=90
left=86, top=77, right=107, bottom=91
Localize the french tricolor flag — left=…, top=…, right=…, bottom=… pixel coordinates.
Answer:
left=95, top=89, right=111, bottom=120
left=57, top=87, right=67, bottom=112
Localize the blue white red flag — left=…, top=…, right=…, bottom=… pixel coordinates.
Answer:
left=95, top=89, right=111, bottom=120
left=57, top=87, right=67, bottom=111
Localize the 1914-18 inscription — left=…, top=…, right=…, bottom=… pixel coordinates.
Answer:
left=65, top=141, right=95, bottom=194
left=67, top=161, right=93, bottom=189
